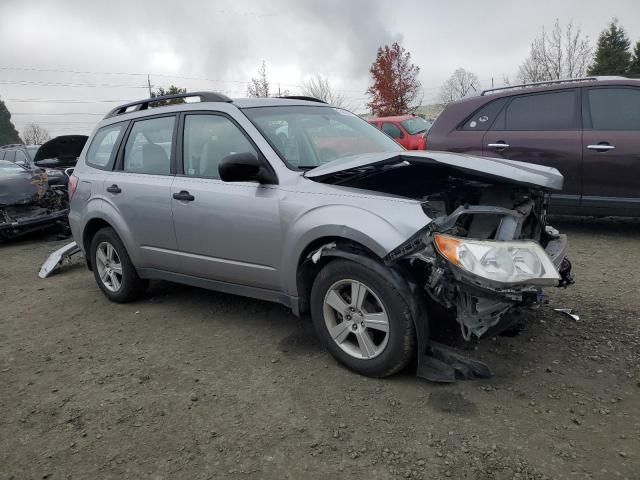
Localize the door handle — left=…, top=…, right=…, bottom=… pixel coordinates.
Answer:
left=487, top=142, right=510, bottom=149
left=172, top=190, right=195, bottom=202
left=106, top=184, right=121, bottom=194
left=586, top=144, right=615, bottom=152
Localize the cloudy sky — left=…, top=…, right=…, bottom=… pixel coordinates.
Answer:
left=1, top=0, right=639, bottom=137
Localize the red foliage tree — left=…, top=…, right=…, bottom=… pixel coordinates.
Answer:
left=366, top=42, right=422, bottom=116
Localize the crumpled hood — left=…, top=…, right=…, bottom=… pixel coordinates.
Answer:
left=0, top=170, right=40, bottom=206
left=304, top=150, right=564, bottom=191
left=33, top=135, right=88, bottom=167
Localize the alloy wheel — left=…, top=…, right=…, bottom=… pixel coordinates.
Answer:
left=322, top=279, right=390, bottom=359
left=95, top=241, right=123, bottom=292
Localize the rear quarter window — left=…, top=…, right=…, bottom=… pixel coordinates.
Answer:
left=86, top=123, right=125, bottom=169
left=460, top=98, right=508, bottom=131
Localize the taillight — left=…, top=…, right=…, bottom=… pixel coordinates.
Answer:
left=68, top=174, right=79, bottom=200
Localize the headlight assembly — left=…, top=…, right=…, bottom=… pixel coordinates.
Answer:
left=434, top=234, right=560, bottom=286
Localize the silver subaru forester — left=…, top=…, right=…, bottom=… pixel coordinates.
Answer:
left=69, top=92, right=573, bottom=381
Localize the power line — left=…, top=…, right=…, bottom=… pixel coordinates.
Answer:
left=0, top=79, right=149, bottom=88
left=7, top=98, right=127, bottom=103
left=11, top=112, right=105, bottom=116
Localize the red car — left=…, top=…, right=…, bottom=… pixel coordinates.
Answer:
left=368, top=115, right=431, bottom=150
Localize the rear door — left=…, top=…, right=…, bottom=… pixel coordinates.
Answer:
left=482, top=90, right=582, bottom=209
left=105, top=114, right=179, bottom=270
left=170, top=112, right=282, bottom=290
left=582, top=86, right=640, bottom=213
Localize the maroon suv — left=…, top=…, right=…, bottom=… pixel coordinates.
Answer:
left=426, top=77, right=640, bottom=216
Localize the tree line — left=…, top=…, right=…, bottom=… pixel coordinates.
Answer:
left=241, top=18, right=640, bottom=117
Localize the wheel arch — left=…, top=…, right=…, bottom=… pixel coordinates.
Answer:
left=81, top=205, right=139, bottom=270
left=295, top=236, right=378, bottom=314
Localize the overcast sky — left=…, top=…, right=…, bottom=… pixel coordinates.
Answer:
left=1, top=0, right=639, bottom=137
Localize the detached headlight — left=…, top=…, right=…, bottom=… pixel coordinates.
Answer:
left=45, top=168, right=63, bottom=176
left=434, top=234, right=560, bottom=285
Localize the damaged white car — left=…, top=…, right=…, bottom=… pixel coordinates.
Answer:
left=67, top=93, right=573, bottom=382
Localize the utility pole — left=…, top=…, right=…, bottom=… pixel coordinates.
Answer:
left=147, top=74, right=153, bottom=97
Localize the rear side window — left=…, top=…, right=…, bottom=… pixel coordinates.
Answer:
left=3, top=150, right=15, bottom=162
left=382, top=123, right=403, bottom=138
left=461, top=98, right=508, bottom=131
left=86, top=124, right=124, bottom=168
left=501, top=91, right=578, bottom=131
left=587, top=87, right=640, bottom=130
left=124, top=116, right=175, bottom=175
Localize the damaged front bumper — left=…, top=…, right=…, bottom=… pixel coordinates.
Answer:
left=386, top=202, right=574, bottom=341
left=0, top=207, right=69, bottom=239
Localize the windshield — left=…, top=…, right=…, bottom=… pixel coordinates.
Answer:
left=400, top=117, right=431, bottom=135
left=25, top=145, right=40, bottom=161
left=243, top=106, right=402, bottom=169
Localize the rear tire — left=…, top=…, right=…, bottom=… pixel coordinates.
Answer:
left=310, top=259, right=416, bottom=377
left=90, top=227, right=147, bottom=303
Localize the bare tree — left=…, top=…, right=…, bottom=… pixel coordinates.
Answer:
left=247, top=61, right=271, bottom=98
left=301, top=74, right=346, bottom=107
left=518, top=20, right=592, bottom=83
left=22, top=123, right=50, bottom=145
left=439, top=68, right=480, bottom=105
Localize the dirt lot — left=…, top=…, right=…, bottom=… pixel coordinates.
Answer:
left=1, top=217, right=639, bottom=480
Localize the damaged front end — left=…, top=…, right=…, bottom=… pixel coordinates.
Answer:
left=386, top=192, right=573, bottom=341
left=0, top=164, right=69, bottom=240
left=307, top=151, right=575, bottom=381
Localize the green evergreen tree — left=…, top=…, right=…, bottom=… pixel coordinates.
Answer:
left=629, top=41, right=640, bottom=77
left=588, top=20, right=632, bottom=75
left=0, top=96, right=22, bottom=146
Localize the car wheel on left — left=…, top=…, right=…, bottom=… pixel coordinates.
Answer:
left=90, top=227, right=147, bottom=303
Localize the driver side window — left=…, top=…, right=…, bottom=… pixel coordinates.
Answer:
left=183, top=114, right=258, bottom=179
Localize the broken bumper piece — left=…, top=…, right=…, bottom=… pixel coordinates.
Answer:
left=0, top=209, right=68, bottom=238
left=38, top=241, right=81, bottom=278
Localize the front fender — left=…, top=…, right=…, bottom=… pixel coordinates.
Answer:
left=281, top=204, right=427, bottom=296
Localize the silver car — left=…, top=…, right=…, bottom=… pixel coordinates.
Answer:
left=68, top=92, right=573, bottom=380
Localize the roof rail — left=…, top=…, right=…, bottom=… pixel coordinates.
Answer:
left=277, top=95, right=327, bottom=104
left=104, top=91, right=233, bottom=119
left=0, top=144, right=24, bottom=149
left=480, top=76, right=627, bottom=96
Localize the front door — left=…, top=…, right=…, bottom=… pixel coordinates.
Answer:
left=482, top=89, right=583, bottom=210
left=581, top=86, right=640, bottom=213
left=170, top=113, right=282, bottom=290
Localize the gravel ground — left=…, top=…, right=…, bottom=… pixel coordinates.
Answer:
left=1, top=216, right=639, bottom=480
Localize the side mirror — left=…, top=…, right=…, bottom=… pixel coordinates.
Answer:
left=35, top=158, right=65, bottom=169
left=219, top=152, right=262, bottom=182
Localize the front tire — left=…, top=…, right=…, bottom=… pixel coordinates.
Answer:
left=310, top=259, right=416, bottom=377
left=90, top=227, right=147, bottom=303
